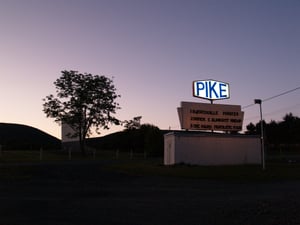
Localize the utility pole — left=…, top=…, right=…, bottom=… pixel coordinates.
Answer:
left=254, top=99, right=265, bottom=170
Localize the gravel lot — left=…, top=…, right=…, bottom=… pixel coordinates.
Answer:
left=0, top=162, right=300, bottom=225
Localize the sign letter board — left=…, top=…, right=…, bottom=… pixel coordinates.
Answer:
left=193, top=80, right=230, bottom=101
left=178, top=102, right=244, bottom=132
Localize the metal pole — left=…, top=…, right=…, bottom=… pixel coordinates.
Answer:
left=259, top=103, right=265, bottom=170
left=255, top=99, right=265, bottom=170
left=210, top=99, right=214, bottom=133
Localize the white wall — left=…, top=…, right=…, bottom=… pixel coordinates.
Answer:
left=164, top=132, right=261, bottom=165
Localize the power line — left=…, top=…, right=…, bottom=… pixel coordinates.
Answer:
left=243, top=102, right=300, bottom=122
left=263, top=86, right=300, bottom=102
left=242, top=85, right=300, bottom=109
left=242, top=103, right=256, bottom=109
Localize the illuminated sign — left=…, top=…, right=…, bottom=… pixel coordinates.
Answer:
left=193, top=80, right=230, bottom=101
left=178, top=102, right=244, bottom=131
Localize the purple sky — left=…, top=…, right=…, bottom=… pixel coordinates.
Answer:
left=0, top=0, right=299, bottom=139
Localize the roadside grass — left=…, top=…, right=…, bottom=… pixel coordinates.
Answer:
left=0, top=150, right=68, bottom=163
left=0, top=149, right=149, bottom=163
left=1, top=150, right=300, bottom=181
left=0, top=150, right=153, bottom=180
left=107, top=160, right=300, bottom=181
left=0, top=166, right=33, bottom=180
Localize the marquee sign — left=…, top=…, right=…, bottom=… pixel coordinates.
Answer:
left=193, top=80, right=230, bottom=101
left=178, top=101, right=244, bottom=132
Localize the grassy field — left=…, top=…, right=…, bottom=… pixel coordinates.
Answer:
left=1, top=150, right=300, bottom=225
left=0, top=149, right=151, bottom=162
left=1, top=150, right=300, bottom=181
left=108, top=160, right=300, bottom=181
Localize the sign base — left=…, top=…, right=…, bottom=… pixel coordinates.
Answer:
left=164, top=131, right=261, bottom=166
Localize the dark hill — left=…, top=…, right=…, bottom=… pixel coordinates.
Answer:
left=0, top=123, right=61, bottom=150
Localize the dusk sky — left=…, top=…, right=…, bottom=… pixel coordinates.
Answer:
left=1, top=0, right=299, bottom=139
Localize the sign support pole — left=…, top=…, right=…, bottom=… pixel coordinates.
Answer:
left=210, top=99, right=214, bottom=133
left=254, top=99, right=265, bottom=170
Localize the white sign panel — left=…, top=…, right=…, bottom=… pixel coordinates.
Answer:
left=193, top=80, right=230, bottom=101
left=178, top=102, right=244, bottom=131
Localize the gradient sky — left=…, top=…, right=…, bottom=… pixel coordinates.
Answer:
left=1, top=0, right=299, bottom=139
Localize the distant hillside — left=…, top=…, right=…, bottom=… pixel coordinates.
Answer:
left=0, top=123, right=61, bottom=150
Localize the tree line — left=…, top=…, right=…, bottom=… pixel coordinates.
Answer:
left=245, top=113, right=300, bottom=151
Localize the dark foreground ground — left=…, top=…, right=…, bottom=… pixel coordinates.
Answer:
left=0, top=161, right=300, bottom=225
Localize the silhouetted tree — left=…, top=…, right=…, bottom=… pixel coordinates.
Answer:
left=281, top=113, right=300, bottom=144
left=140, top=124, right=164, bottom=156
left=246, top=113, right=300, bottom=151
left=43, top=70, right=120, bottom=155
left=245, top=122, right=257, bottom=134
left=265, top=120, right=281, bottom=145
left=119, top=122, right=164, bottom=155
left=123, top=116, right=142, bottom=130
